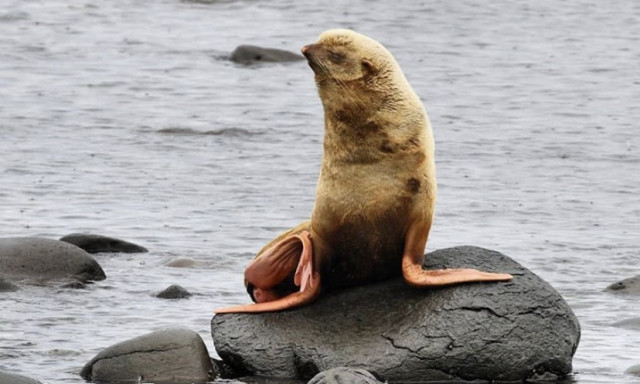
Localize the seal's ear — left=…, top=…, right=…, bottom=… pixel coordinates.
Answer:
left=361, top=59, right=377, bottom=75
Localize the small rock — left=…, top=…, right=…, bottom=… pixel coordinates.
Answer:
left=309, top=367, right=383, bottom=384
left=0, top=237, right=106, bottom=283
left=606, top=275, right=640, bottom=294
left=157, top=284, right=192, bottom=299
left=80, top=327, right=214, bottom=383
left=0, top=371, right=43, bottom=384
left=60, top=233, right=148, bottom=253
left=626, top=364, right=640, bottom=376
left=230, top=45, right=304, bottom=64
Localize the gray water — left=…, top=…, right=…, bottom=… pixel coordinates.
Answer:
left=1, top=0, right=639, bottom=383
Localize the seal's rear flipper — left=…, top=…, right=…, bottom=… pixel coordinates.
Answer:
left=214, top=231, right=321, bottom=314
left=215, top=282, right=320, bottom=313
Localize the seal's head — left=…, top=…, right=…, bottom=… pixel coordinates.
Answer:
left=301, top=29, right=417, bottom=115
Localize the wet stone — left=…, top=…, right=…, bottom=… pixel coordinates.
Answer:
left=156, top=284, right=192, bottom=299
left=0, top=237, right=106, bottom=283
left=308, top=367, right=383, bottom=384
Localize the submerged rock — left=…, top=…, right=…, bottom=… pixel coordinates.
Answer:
left=0, top=371, right=43, bottom=384
left=157, top=284, right=192, bottom=299
left=613, top=317, right=640, bottom=331
left=80, top=327, right=214, bottom=383
left=230, top=45, right=304, bottom=64
left=211, top=246, right=580, bottom=382
left=60, top=233, right=148, bottom=253
left=606, top=275, right=640, bottom=294
left=308, top=367, right=383, bottom=384
left=0, top=237, right=106, bottom=283
left=626, top=364, right=640, bottom=376
left=165, top=257, right=199, bottom=268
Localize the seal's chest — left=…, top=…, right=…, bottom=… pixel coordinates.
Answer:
left=323, top=209, right=406, bottom=290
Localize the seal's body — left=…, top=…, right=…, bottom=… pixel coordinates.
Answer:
left=216, top=30, right=511, bottom=314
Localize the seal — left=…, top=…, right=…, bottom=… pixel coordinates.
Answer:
left=216, top=29, right=512, bottom=313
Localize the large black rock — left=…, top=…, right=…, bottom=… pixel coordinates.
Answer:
left=0, top=237, right=106, bottom=283
left=211, top=246, right=580, bottom=383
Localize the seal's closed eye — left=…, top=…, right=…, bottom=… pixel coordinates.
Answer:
left=328, top=51, right=345, bottom=64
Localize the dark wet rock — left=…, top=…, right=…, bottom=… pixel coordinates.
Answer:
left=157, top=284, right=192, bottom=299
left=211, top=357, right=247, bottom=380
left=230, top=45, right=304, bottom=64
left=0, top=237, right=106, bottom=283
left=80, top=327, right=214, bottom=383
left=211, top=246, right=580, bottom=383
left=60, top=233, right=148, bottom=253
left=606, top=275, right=640, bottom=294
left=166, top=257, right=199, bottom=268
left=0, top=276, right=18, bottom=292
left=0, top=371, right=43, bottom=384
left=308, top=367, right=383, bottom=384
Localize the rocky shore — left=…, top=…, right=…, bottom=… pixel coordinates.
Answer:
left=1, top=237, right=584, bottom=383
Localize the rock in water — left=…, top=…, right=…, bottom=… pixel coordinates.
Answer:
left=0, top=237, right=106, bottom=283
left=626, top=364, right=640, bottom=376
left=211, top=246, right=580, bottom=382
left=60, top=233, right=148, bottom=253
left=606, top=275, right=640, bottom=294
left=80, top=327, right=214, bottom=383
left=156, top=284, right=192, bottom=299
left=308, top=367, right=383, bottom=384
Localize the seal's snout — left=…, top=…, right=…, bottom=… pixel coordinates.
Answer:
left=301, top=44, right=313, bottom=57
left=301, top=44, right=321, bottom=72
left=302, top=43, right=322, bottom=59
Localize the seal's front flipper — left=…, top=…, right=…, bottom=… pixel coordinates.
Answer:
left=401, top=221, right=513, bottom=288
left=215, top=231, right=321, bottom=314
